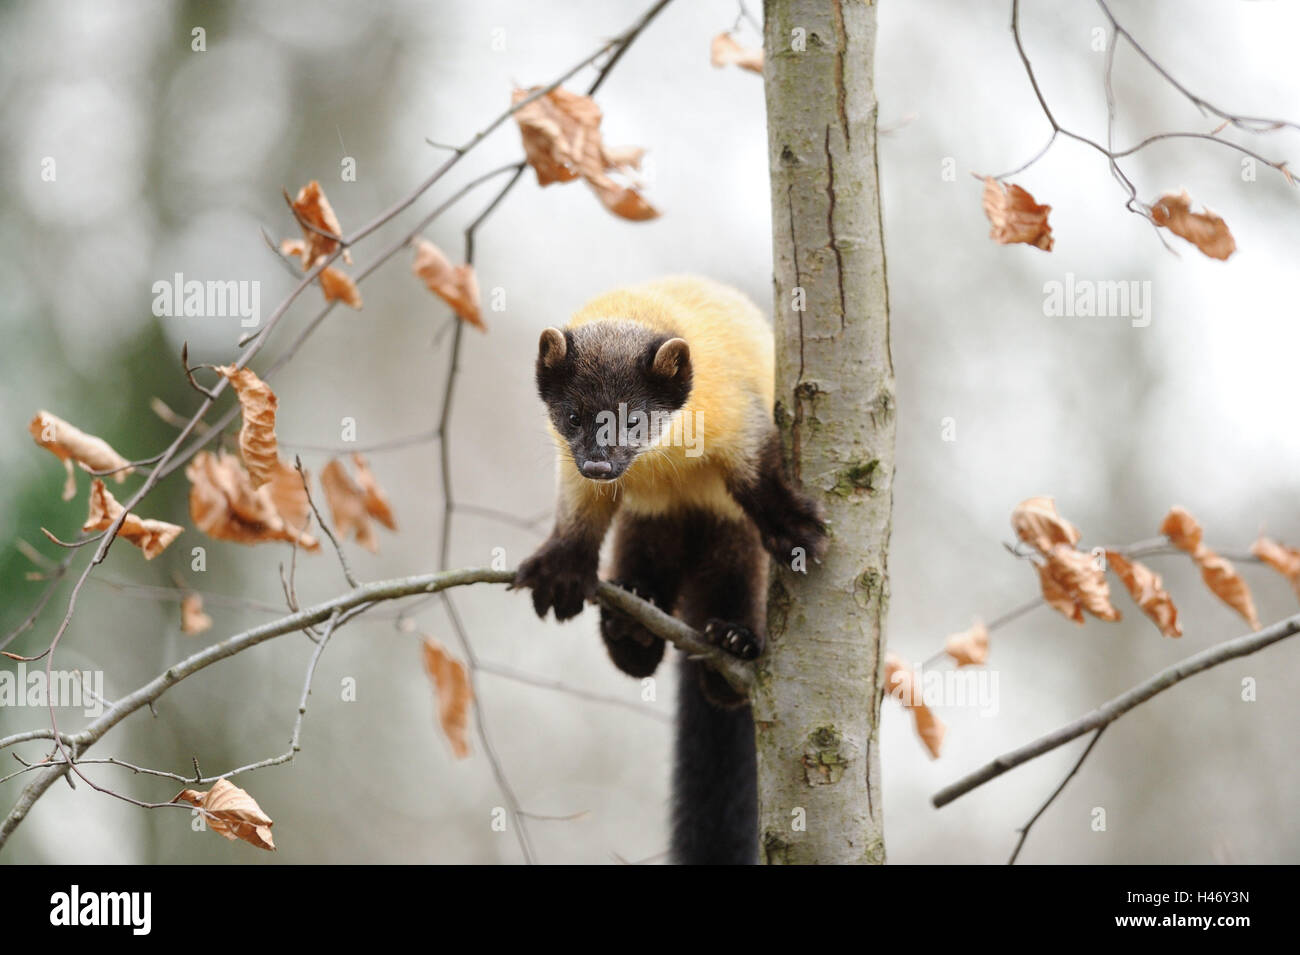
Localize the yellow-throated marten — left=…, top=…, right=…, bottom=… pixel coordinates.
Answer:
left=514, top=276, right=827, bottom=865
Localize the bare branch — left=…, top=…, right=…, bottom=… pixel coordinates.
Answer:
left=0, top=567, right=743, bottom=850
left=932, top=610, right=1300, bottom=809
left=1007, top=726, right=1106, bottom=865
left=998, top=0, right=1298, bottom=218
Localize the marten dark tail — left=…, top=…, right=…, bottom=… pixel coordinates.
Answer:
left=670, top=656, right=759, bottom=864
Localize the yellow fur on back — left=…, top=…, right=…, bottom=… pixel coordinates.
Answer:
left=560, top=276, right=774, bottom=520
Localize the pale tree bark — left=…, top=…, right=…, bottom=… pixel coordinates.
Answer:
left=755, top=0, right=893, bottom=865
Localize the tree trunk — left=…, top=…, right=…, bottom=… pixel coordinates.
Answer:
left=755, top=0, right=893, bottom=865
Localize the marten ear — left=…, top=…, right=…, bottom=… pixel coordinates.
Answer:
left=538, top=327, right=567, bottom=369
left=650, top=337, right=690, bottom=380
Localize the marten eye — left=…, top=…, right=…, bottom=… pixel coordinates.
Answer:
left=567, top=411, right=580, bottom=428
left=627, top=413, right=641, bottom=428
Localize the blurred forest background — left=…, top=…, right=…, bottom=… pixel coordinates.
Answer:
left=1, top=0, right=1297, bottom=864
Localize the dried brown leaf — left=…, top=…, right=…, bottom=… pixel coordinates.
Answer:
left=586, top=174, right=661, bottom=221
left=511, top=85, right=659, bottom=220
left=213, top=366, right=278, bottom=489
left=944, top=621, right=990, bottom=666
left=290, top=179, right=350, bottom=268
left=1043, top=545, right=1120, bottom=622
left=351, top=453, right=396, bottom=531
left=1011, top=496, right=1081, bottom=554
left=1160, top=505, right=1204, bottom=553
left=512, top=86, right=598, bottom=186
left=319, top=458, right=378, bottom=553
left=319, top=267, right=363, bottom=309
left=421, top=635, right=474, bottom=759
left=280, top=239, right=362, bottom=308
left=186, top=451, right=318, bottom=550
left=1036, top=560, right=1084, bottom=624
left=1150, top=191, right=1236, bottom=261
left=1198, top=552, right=1260, bottom=630
left=411, top=239, right=483, bottom=330
left=1105, top=550, right=1181, bottom=638
left=982, top=177, right=1054, bottom=251
left=181, top=592, right=213, bottom=635
left=1161, top=506, right=1258, bottom=629
left=266, top=457, right=312, bottom=538
left=1252, top=535, right=1300, bottom=598
left=29, top=410, right=132, bottom=501
left=175, top=778, right=275, bottom=850
left=710, top=32, right=764, bottom=73
left=81, top=480, right=182, bottom=560
left=884, top=653, right=945, bottom=759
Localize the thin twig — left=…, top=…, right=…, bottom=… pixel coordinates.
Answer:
left=477, top=660, right=671, bottom=723
left=1007, top=726, right=1106, bottom=864
left=997, top=0, right=1297, bottom=218
left=295, top=455, right=357, bottom=588
left=279, top=427, right=440, bottom=455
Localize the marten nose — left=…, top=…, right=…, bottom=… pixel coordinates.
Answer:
left=581, top=460, right=614, bottom=479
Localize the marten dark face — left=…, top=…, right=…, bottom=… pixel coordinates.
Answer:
left=535, top=320, right=693, bottom=482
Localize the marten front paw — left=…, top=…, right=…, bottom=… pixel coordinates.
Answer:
left=514, top=542, right=598, bottom=621
left=761, top=495, right=828, bottom=566
left=703, top=619, right=764, bottom=661
left=600, top=582, right=667, bottom=677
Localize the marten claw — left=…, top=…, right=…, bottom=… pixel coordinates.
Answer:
left=514, top=544, right=598, bottom=622
left=703, top=619, right=764, bottom=660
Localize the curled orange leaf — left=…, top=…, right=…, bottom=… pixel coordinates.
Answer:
left=290, top=179, right=350, bottom=268
left=181, top=592, right=213, bottom=635
left=1161, top=506, right=1259, bottom=630
left=1033, top=545, right=1119, bottom=624
left=884, top=654, right=945, bottom=759
left=319, top=267, right=363, bottom=309
left=351, top=453, right=396, bottom=531
left=1036, top=560, right=1084, bottom=624
left=1045, top=545, right=1120, bottom=621
left=81, top=479, right=182, bottom=560
left=982, top=177, right=1053, bottom=251
left=186, top=450, right=318, bottom=550
left=710, top=32, right=763, bottom=74
left=944, top=621, right=989, bottom=666
left=1150, top=191, right=1235, bottom=261
left=512, top=86, right=593, bottom=186
left=1160, top=505, right=1204, bottom=553
left=29, top=410, right=133, bottom=501
left=281, top=239, right=362, bottom=309
left=319, top=457, right=397, bottom=553
left=1198, top=552, right=1260, bottom=630
left=266, top=457, right=313, bottom=539
left=213, top=365, right=278, bottom=489
left=1252, top=535, right=1300, bottom=598
left=1105, top=550, right=1181, bottom=638
left=586, top=175, right=660, bottom=221
left=1011, top=496, right=1081, bottom=554
left=511, top=85, right=659, bottom=221
left=175, top=779, right=275, bottom=850
left=411, top=239, right=482, bottom=330
left=421, top=636, right=474, bottom=759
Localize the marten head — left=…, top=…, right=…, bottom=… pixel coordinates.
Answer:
left=535, top=320, right=693, bottom=482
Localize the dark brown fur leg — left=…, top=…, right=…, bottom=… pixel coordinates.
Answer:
left=726, top=428, right=828, bottom=567
left=599, top=512, right=687, bottom=678
left=676, top=514, right=768, bottom=707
